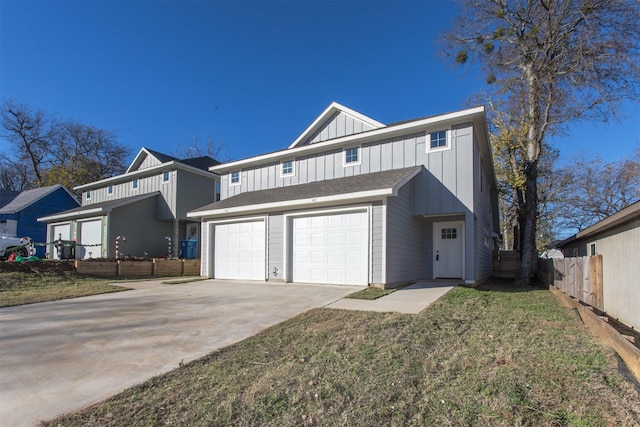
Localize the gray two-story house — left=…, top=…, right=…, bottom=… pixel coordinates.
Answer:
left=189, top=102, right=499, bottom=287
left=39, top=148, right=220, bottom=259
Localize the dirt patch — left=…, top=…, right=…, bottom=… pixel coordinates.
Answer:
left=0, top=260, right=75, bottom=274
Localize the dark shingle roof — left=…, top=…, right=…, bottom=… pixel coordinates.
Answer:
left=192, top=167, right=421, bottom=213
left=38, top=192, right=159, bottom=221
left=144, top=148, right=176, bottom=163
left=178, top=156, right=220, bottom=171
left=0, top=185, right=73, bottom=213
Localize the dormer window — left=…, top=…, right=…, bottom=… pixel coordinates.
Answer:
left=132, top=178, right=139, bottom=190
left=344, top=147, right=360, bottom=166
left=230, top=171, right=240, bottom=186
left=281, top=160, right=294, bottom=177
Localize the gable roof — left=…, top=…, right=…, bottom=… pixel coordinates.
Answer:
left=38, top=192, right=160, bottom=222
left=556, top=200, right=640, bottom=247
left=288, top=102, right=385, bottom=149
left=189, top=166, right=421, bottom=218
left=0, top=185, right=78, bottom=214
left=0, top=189, right=20, bottom=209
left=126, top=147, right=177, bottom=173
left=178, top=156, right=221, bottom=170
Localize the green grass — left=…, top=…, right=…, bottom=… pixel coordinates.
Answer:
left=0, top=272, right=129, bottom=307
left=344, top=286, right=396, bottom=300
left=44, top=280, right=640, bottom=426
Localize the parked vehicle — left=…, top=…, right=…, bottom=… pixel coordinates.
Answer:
left=0, top=235, right=33, bottom=259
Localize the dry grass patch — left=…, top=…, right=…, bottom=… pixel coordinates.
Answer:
left=0, top=272, right=128, bottom=307
left=344, top=286, right=396, bottom=300
left=45, top=281, right=640, bottom=426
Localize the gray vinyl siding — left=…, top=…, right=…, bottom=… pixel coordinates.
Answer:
left=140, top=154, right=163, bottom=169
left=267, top=213, right=284, bottom=281
left=108, top=197, right=173, bottom=258
left=371, top=202, right=384, bottom=284
left=302, top=111, right=378, bottom=146
left=385, top=180, right=425, bottom=284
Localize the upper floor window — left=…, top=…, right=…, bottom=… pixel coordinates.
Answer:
left=86, top=190, right=91, bottom=200
left=215, top=181, right=221, bottom=201
left=132, top=178, right=139, bottom=190
left=344, top=147, right=360, bottom=166
left=230, top=171, right=240, bottom=185
left=162, top=171, right=170, bottom=183
left=428, top=129, right=449, bottom=151
left=107, top=185, right=113, bottom=195
left=589, top=242, right=597, bottom=256
left=281, top=160, right=294, bottom=177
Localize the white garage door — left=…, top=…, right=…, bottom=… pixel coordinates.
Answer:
left=51, top=223, right=71, bottom=260
left=292, top=211, right=369, bottom=285
left=214, top=221, right=265, bottom=280
left=78, top=219, right=102, bottom=259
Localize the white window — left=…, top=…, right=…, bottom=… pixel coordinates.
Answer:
left=132, top=178, right=139, bottom=190
left=86, top=190, right=91, bottom=200
left=427, top=129, right=450, bottom=152
left=589, top=242, right=597, bottom=256
left=281, top=160, right=294, bottom=177
left=107, top=185, right=113, bottom=195
left=162, top=171, right=170, bottom=183
left=344, top=147, right=360, bottom=166
left=230, top=171, right=240, bottom=185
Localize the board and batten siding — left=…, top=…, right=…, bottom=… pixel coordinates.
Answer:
left=472, top=133, right=496, bottom=281
left=108, top=196, right=172, bottom=258
left=139, top=154, right=163, bottom=170
left=175, top=171, right=217, bottom=219
left=302, top=111, right=379, bottom=146
left=221, top=124, right=476, bottom=217
left=385, top=180, right=425, bottom=284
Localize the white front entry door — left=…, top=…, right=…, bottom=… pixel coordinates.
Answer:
left=291, top=211, right=369, bottom=285
left=433, top=221, right=464, bottom=279
left=214, top=220, right=265, bottom=280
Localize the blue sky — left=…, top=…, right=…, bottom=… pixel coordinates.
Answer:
left=1, top=0, right=638, bottom=165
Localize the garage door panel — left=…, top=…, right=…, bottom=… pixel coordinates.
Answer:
left=78, top=220, right=102, bottom=259
left=292, top=211, right=368, bottom=285
left=214, top=220, right=265, bottom=280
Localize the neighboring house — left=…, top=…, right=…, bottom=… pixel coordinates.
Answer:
left=556, top=200, right=640, bottom=330
left=188, top=102, right=500, bottom=287
left=0, top=185, right=80, bottom=257
left=38, top=148, right=220, bottom=259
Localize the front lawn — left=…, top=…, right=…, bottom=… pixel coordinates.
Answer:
left=45, top=280, right=640, bottom=426
left=0, top=272, right=128, bottom=307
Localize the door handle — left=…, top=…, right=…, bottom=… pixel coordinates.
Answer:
left=436, top=254, right=439, bottom=261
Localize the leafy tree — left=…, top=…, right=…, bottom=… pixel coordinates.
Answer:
left=0, top=99, right=131, bottom=193
left=446, top=0, right=640, bottom=284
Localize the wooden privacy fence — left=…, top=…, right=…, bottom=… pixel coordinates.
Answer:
left=492, top=251, right=538, bottom=278
left=538, top=256, right=603, bottom=311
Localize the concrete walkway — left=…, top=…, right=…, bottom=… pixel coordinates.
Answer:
left=0, top=279, right=456, bottom=426
left=326, top=281, right=456, bottom=313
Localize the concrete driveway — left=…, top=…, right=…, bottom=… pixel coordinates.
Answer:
left=0, top=279, right=360, bottom=427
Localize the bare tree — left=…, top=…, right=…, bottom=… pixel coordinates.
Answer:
left=446, top=0, right=640, bottom=284
left=0, top=99, right=131, bottom=193
left=171, top=132, right=228, bottom=161
left=556, top=153, right=640, bottom=232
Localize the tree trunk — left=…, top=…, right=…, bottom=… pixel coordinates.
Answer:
left=517, top=160, right=538, bottom=286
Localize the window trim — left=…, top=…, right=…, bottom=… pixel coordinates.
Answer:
left=131, top=178, right=139, bottom=191
left=86, top=190, right=91, bottom=200
left=343, top=146, right=361, bottom=167
left=230, top=171, right=241, bottom=186
left=588, top=242, right=597, bottom=256
left=107, top=185, right=113, bottom=196
left=280, top=160, right=295, bottom=178
left=426, top=129, right=451, bottom=153
left=162, top=171, right=170, bottom=183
